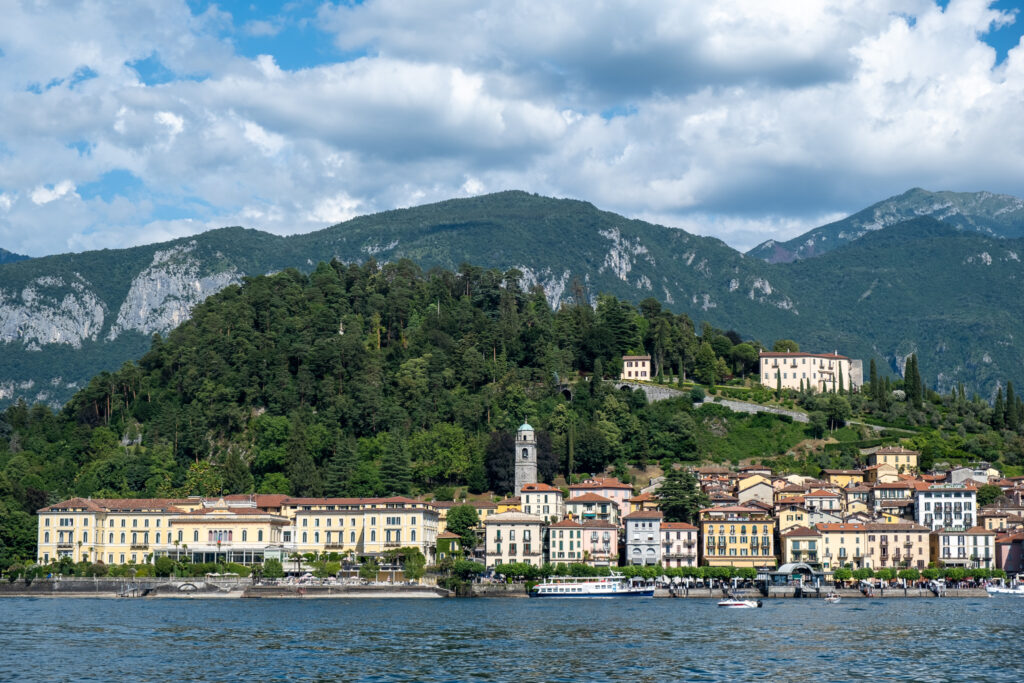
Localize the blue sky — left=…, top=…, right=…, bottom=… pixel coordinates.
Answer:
left=1, top=0, right=1023, bottom=257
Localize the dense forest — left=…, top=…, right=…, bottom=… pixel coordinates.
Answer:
left=3, top=258, right=1024, bottom=570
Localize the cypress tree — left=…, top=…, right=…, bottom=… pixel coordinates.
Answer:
left=993, top=388, right=1005, bottom=429
left=838, top=365, right=845, bottom=395
left=776, top=370, right=782, bottom=399
left=869, top=359, right=878, bottom=401
left=1008, top=382, right=1019, bottom=431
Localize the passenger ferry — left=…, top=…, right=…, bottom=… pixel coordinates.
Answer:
left=529, top=573, right=655, bottom=598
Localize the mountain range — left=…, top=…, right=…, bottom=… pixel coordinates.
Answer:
left=0, top=248, right=28, bottom=265
left=2, top=188, right=1023, bottom=406
left=748, top=188, right=1024, bottom=263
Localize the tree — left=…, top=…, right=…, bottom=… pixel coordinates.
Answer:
left=263, top=558, right=285, bottom=578
left=869, top=358, right=878, bottom=401
left=1007, top=382, right=1019, bottom=431
left=976, top=484, right=1002, bottom=508
left=445, top=505, right=480, bottom=550
left=180, top=461, right=224, bottom=497
left=657, top=467, right=708, bottom=525
left=693, top=342, right=719, bottom=385
left=222, top=449, right=254, bottom=494
left=154, top=556, right=176, bottom=577
left=993, top=388, right=1006, bottom=429
left=359, top=558, right=380, bottom=581
left=379, top=434, right=412, bottom=496
left=832, top=567, right=852, bottom=583
left=852, top=568, right=874, bottom=581
left=773, top=339, right=800, bottom=352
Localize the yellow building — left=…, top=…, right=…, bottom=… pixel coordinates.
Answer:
left=821, top=469, right=864, bottom=488
left=287, top=496, right=439, bottom=564
left=37, top=497, right=188, bottom=565
left=38, top=495, right=438, bottom=566
left=699, top=505, right=777, bottom=568
left=781, top=526, right=821, bottom=565
left=496, top=497, right=522, bottom=514
left=170, top=502, right=291, bottom=564
left=815, top=523, right=869, bottom=572
left=867, top=446, right=919, bottom=473
left=776, top=502, right=810, bottom=534
left=620, top=354, right=651, bottom=381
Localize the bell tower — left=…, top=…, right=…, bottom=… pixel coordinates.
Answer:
left=514, top=422, right=537, bottom=493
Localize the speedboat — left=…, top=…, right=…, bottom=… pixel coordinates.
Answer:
left=530, top=573, right=654, bottom=598
left=986, top=584, right=1024, bottom=596
left=824, top=593, right=841, bottom=604
left=717, top=598, right=762, bottom=608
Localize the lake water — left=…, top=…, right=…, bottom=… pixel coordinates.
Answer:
left=1, top=596, right=1021, bottom=682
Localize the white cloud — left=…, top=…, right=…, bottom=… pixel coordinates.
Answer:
left=0, top=0, right=1023, bottom=258
left=30, top=180, right=77, bottom=206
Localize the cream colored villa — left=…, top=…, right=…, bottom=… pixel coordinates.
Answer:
left=37, top=495, right=439, bottom=566
left=759, top=351, right=861, bottom=393
left=620, top=355, right=651, bottom=381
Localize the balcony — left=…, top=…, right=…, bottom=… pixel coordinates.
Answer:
left=384, top=541, right=402, bottom=548
left=57, top=543, right=74, bottom=550
left=324, top=543, right=346, bottom=550
left=130, top=544, right=149, bottom=551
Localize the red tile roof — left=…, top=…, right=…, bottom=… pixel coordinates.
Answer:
left=661, top=522, right=697, bottom=530
left=569, top=493, right=616, bottom=504
left=624, top=510, right=664, bottom=520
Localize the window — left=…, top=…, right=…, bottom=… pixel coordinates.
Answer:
left=370, top=530, right=376, bottom=542
left=121, top=532, right=126, bottom=544
left=194, top=530, right=199, bottom=542
left=44, top=531, right=49, bottom=543
left=258, top=530, right=264, bottom=542
left=350, top=531, right=355, bottom=543
left=242, top=530, right=247, bottom=542
left=156, top=532, right=161, bottom=544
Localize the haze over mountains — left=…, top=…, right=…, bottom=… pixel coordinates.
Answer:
left=2, top=188, right=1023, bottom=407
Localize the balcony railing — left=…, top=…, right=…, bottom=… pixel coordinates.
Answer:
left=57, top=543, right=74, bottom=550
left=384, top=541, right=402, bottom=547
left=324, top=543, right=346, bottom=550
left=130, top=544, right=149, bottom=550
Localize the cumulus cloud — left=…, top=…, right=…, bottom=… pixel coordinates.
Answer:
left=0, top=0, right=1023, bottom=256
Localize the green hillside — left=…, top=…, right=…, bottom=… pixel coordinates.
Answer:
left=2, top=190, right=1024, bottom=405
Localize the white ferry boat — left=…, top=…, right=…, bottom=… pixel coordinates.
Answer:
left=986, top=584, right=1024, bottom=596
left=530, top=573, right=654, bottom=598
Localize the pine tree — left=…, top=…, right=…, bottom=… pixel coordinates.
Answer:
left=323, top=437, right=357, bottom=497
left=379, top=433, right=412, bottom=496
left=222, top=449, right=254, bottom=494
left=657, top=467, right=709, bottom=524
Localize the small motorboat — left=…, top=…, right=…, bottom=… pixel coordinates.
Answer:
left=717, top=598, right=762, bottom=608
left=824, top=593, right=841, bottom=604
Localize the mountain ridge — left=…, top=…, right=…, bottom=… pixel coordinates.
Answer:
left=1, top=190, right=1021, bottom=406
left=747, top=187, right=1024, bottom=263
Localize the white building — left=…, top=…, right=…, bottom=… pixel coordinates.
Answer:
left=484, top=511, right=546, bottom=568
left=931, top=526, right=996, bottom=569
left=623, top=510, right=662, bottom=566
left=520, top=483, right=565, bottom=523
left=660, top=522, right=698, bottom=567
left=916, top=484, right=977, bottom=531
left=759, top=351, right=861, bottom=393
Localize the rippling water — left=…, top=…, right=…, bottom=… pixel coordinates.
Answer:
left=1, top=596, right=1021, bottom=682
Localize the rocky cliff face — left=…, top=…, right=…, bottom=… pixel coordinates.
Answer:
left=0, top=274, right=106, bottom=349
left=107, top=242, right=242, bottom=341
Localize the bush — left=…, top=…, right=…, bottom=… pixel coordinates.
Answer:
left=689, top=387, right=705, bottom=403
left=263, top=558, right=285, bottom=578
left=154, top=556, right=176, bottom=577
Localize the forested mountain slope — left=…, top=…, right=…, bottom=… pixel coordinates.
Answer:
left=2, top=191, right=1023, bottom=405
